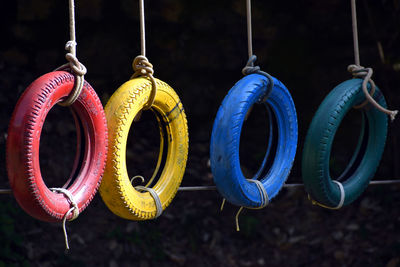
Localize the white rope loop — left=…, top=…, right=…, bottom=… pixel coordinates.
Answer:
left=50, top=187, right=79, bottom=251
left=348, top=64, right=398, bottom=121
left=135, top=186, right=163, bottom=218
left=332, top=180, right=345, bottom=209
left=308, top=180, right=345, bottom=210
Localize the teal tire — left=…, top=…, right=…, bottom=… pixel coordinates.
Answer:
left=302, top=78, right=388, bottom=208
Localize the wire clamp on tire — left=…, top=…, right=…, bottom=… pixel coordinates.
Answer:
left=234, top=179, right=269, bottom=231
left=50, top=187, right=80, bottom=251
left=307, top=180, right=345, bottom=210
left=135, top=186, right=163, bottom=219
left=131, top=175, right=163, bottom=219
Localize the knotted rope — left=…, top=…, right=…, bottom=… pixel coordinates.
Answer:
left=242, top=55, right=274, bottom=102
left=349, top=0, right=397, bottom=121
left=131, top=56, right=157, bottom=110
left=56, top=0, right=87, bottom=106
left=51, top=187, right=79, bottom=251
left=56, top=42, right=87, bottom=106
left=348, top=64, right=398, bottom=121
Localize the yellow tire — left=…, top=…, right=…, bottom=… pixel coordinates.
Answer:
left=99, top=77, right=188, bottom=220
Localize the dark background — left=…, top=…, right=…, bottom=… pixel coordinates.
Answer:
left=1, top=0, right=400, bottom=266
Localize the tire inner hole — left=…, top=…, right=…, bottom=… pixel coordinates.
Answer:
left=39, top=105, right=78, bottom=189
left=239, top=103, right=278, bottom=180
left=330, top=109, right=368, bottom=181
left=127, top=109, right=167, bottom=188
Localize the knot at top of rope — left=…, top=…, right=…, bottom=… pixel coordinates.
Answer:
left=132, top=55, right=154, bottom=77
left=242, top=55, right=261, bottom=75
left=242, top=55, right=274, bottom=103
left=347, top=64, right=398, bottom=121
left=131, top=55, right=157, bottom=110
left=56, top=41, right=87, bottom=107
left=347, top=64, right=370, bottom=78
left=65, top=40, right=77, bottom=54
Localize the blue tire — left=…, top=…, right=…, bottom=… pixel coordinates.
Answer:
left=210, top=74, right=298, bottom=207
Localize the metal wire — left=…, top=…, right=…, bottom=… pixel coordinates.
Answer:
left=1, top=179, right=399, bottom=195
left=177, top=179, right=400, bottom=192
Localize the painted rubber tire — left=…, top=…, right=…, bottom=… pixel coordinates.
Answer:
left=99, top=77, right=188, bottom=220
left=302, top=78, right=388, bottom=207
left=6, top=71, right=108, bottom=222
left=210, top=73, right=298, bottom=208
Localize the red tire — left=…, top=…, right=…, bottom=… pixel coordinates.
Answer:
left=6, top=71, right=108, bottom=222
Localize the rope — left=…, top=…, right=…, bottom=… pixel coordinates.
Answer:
left=131, top=0, right=156, bottom=110
left=246, top=0, right=253, bottom=59
left=351, top=0, right=360, bottom=66
left=56, top=0, right=87, bottom=107
left=348, top=0, right=398, bottom=121
left=139, top=0, right=146, bottom=57
left=242, top=0, right=273, bottom=102
left=307, top=180, right=345, bottom=210
left=131, top=55, right=157, bottom=109
left=242, top=55, right=274, bottom=102
left=348, top=65, right=398, bottom=120
left=50, top=187, right=79, bottom=251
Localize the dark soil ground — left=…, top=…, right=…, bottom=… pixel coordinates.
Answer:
left=1, top=0, right=400, bottom=266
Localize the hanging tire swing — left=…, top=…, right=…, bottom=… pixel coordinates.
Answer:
left=99, top=0, right=188, bottom=221
left=99, top=76, right=188, bottom=220
left=302, top=79, right=388, bottom=208
left=210, top=0, right=298, bottom=221
left=210, top=73, right=297, bottom=208
left=7, top=71, right=108, bottom=222
left=301, top=0, right=397, bottom=209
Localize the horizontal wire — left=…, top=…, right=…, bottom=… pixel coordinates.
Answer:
left=0, top=189, right=12, bottom=195
left=178, top=179, right=400, bottom=192
left=1, top=179, right=399, bottom=195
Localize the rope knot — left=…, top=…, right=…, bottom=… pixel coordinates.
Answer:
left=65, top=40, right=77, bottom=53
left=242, top=55, right=274, bottom=103
left=347, top=64, right=398, bottom=121
left=55, top=41, right=87, bottom=107
left=65, top=53, right=87, bottom=76
left=131, top=55, right=157, bottom=110
left=132, top=55, right=154, bottom=77
left=347, top=64, right=371, bottom=79
left=242, top=55, right=260, bottom=76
